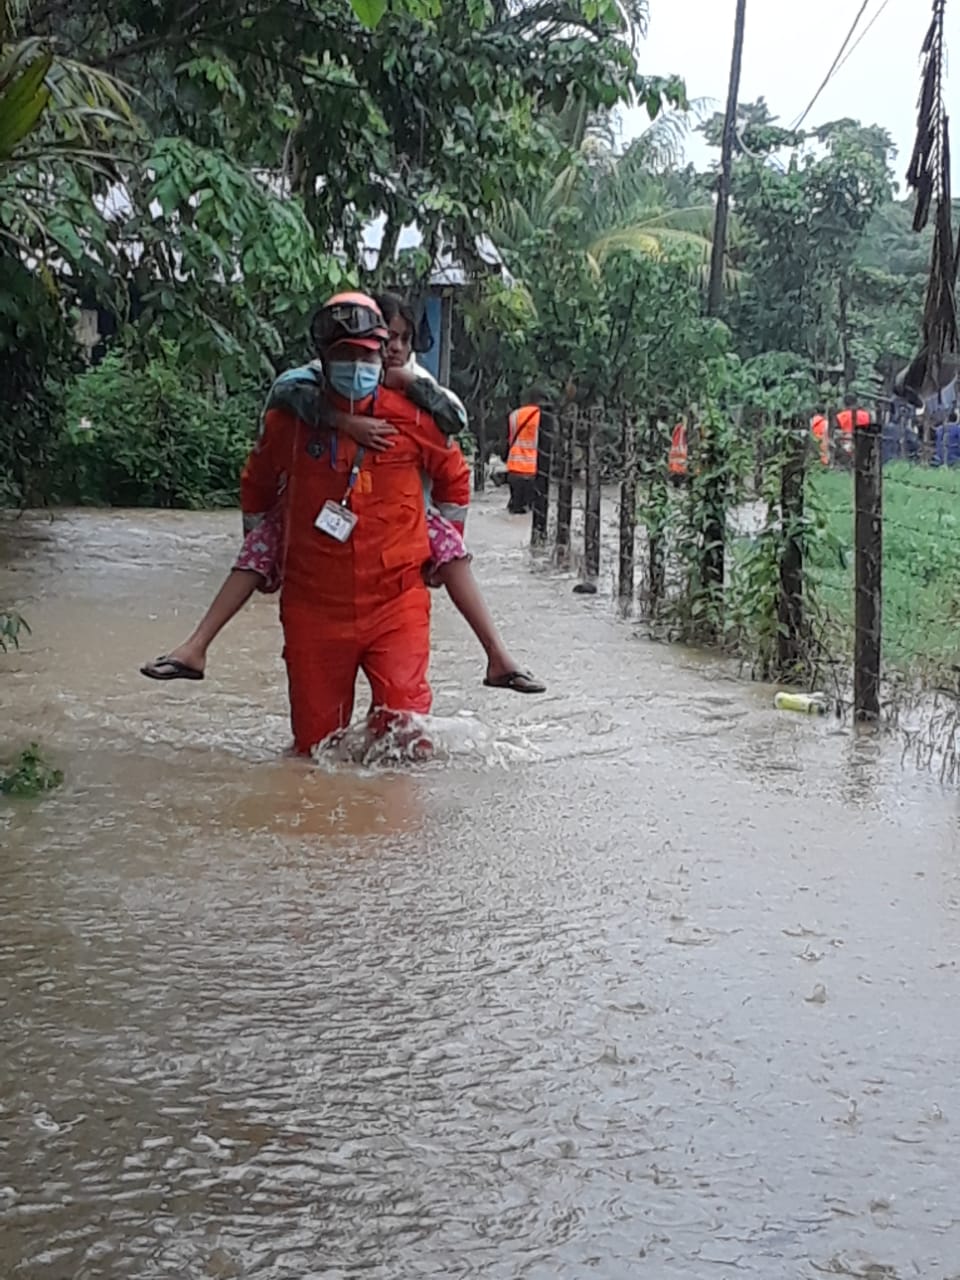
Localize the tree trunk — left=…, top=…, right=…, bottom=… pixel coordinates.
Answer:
left=854, top=419, right=882, bottom=720
left=699, top=448, right=726, bottom=636
left=555, top=408, right=575, bottom=568
left=374, top=213, right=402, bottom=286
left=838, top=274, right=854, bottom=392
left=618, top=412, right=637, bottom=606
left=646, top=414, right=667, bottom=608
left=777, top=420, right=807, bottom=678
left=474, top=396, right=487, bottom=493
left=532, top=408, right=554, bottom=548
left=577, top=412, right=601, bottom=591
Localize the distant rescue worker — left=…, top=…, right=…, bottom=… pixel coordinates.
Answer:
left=240, top=292, right=471, bottom=755
left=810, top=406, right=829, bottom=466
left=505, top=397, right=541, bottom=513
left=836, top=394, right=871, bottom=459
left=668, top=418, right=689, bottom=482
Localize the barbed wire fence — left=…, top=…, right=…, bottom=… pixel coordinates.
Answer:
left=522, top=402, right=960, bottom=772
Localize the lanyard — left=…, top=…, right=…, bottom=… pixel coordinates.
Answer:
left=340, top=445, right=366, bottom=508
left=325, top=389, right=377, bottom=507
left=329, top=434, right=367, bottom=508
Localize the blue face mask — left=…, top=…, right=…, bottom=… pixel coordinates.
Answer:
left=327, top=361, right=380, bottom=401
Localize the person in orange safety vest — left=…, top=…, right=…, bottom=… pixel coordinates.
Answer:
left=810, top=407, right=830, bottom=466
left=505, top=401, right=540, bottom=513
left=668, top=420, right=688, bottom=481
left=240, top=291, right=471, bottom=756
left=835, top=394, right=870, bottom=462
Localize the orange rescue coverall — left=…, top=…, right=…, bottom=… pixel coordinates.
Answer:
left=240, top=388, right=471, bottom=754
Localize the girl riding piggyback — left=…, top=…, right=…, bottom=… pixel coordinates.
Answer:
left=141, top=291, right=545, bottom=696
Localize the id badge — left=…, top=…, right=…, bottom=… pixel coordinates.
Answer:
left=314, top=500, right=358, bottom=543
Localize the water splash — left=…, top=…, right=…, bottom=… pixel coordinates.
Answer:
left=309, top=710, right=543, bottom=774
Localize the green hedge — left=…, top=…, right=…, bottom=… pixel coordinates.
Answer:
left=55, top=348, right=261, bottom=509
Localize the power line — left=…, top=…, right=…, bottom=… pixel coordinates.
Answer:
left=791, top=0, right=872, bottom=131
left=834, top=0, right=893, bottom=77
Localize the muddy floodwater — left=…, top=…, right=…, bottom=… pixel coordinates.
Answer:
left=2, top=495, right=960, bottom=1280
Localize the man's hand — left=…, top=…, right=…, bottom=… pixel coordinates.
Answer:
left=335, top=412, right=397, bottom=452
left=383, top=366, right=415, bottom=393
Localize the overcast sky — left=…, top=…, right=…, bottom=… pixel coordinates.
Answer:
left=620, top=0, right=951, bottom=192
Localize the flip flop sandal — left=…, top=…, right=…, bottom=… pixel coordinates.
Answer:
left=483, top=670, right=546, bottom=695
left=140, top=655, right=204, bottom=682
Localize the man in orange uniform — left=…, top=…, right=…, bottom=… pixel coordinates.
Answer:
left=240, top=292, right=471, bottom=755
left=505, top=400, right=540, bottom=513
left=836, top=394, right=870, bottom=462
left=810, top=407, right=829, bottom=466
left=668, top=419, right=688, bottom=482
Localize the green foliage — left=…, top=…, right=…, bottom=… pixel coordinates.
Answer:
left=122, top=136, right=345, bottom=382
left=32, top=0, right=669, bottom=294
left=0, top=27, right=139, bottom=190
left=0, top=249, right=78, bottom=505
left=702, top=96, right=802, bottom=157
left=725, top=422, right=833, bottom=681
left=736, top=351, right=819, bottom=419
left=808, top=465, right=960, bottom=676
left=0, top=609, right=28, bottom=651
left=56, top=347, right=259, bottom=508
left=728, top=516, right=783, bottom=676
left=0, top=743, right=62, bottom=797
left=0, top=0, right=682, bottom=476
left=710, top=107, right=896, bottom=385
left=0, top=20, right=140, bottom=279
left=0, top=13, right=140, bottom=504
left=459, top=273, right=537, bottom=441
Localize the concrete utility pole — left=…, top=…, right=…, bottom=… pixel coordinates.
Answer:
left=707, top=0, right=747, bottom=317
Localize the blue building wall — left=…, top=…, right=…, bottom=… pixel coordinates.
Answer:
left=417, top=295, right=442, bottom=379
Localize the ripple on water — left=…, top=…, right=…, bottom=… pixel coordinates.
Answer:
left=3, top=505, right=960, bottom=1278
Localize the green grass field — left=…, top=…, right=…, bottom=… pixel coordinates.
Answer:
left=807, top=463, right=960, bottom=676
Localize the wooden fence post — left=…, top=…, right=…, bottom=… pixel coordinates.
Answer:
left=699, top=413, right=725, bottom=637
left=554, top=406, right=575, bottom=567
left=777, top=418, right=807, bottom=677
left=647, top=413, right=667, bottom=609
left=473, top=399, right=487, bottom=493
left=618, top=411, right=637, bottom=605
left=531, top=407, right=554, bottom=549
left=854, top=419, right=882, bottom=720
left=576, top=408, right=601, bottom=593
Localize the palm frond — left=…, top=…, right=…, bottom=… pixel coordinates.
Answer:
left=1, top=36, right=139, bottom=161
left=0, top=46, right=50, bottom=161
left=0, top=27, right=140, bottom=265
left=589, top=220, right=742, bottom=291
left=590, top=224, right=708, bottom=257
left=621, top=111, right=688, bottom=174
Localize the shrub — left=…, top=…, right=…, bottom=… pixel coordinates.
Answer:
left=0, top=611, right=28, bottom=652
left=56, top=346, right=261, bottom=508
left=0, top=743, right=63, bottom=798
left=0, top=252, right=78, bottom=507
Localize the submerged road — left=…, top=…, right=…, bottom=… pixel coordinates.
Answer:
left=1, top=494, right=959, bottom=1279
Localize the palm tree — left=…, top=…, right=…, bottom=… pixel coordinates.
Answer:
left=0, top=6, right=137, bottom=255
left=495, top=100, right=737, bottom=289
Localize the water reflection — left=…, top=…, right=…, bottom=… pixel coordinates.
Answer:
left=228, top=767, right=424, bottom=843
